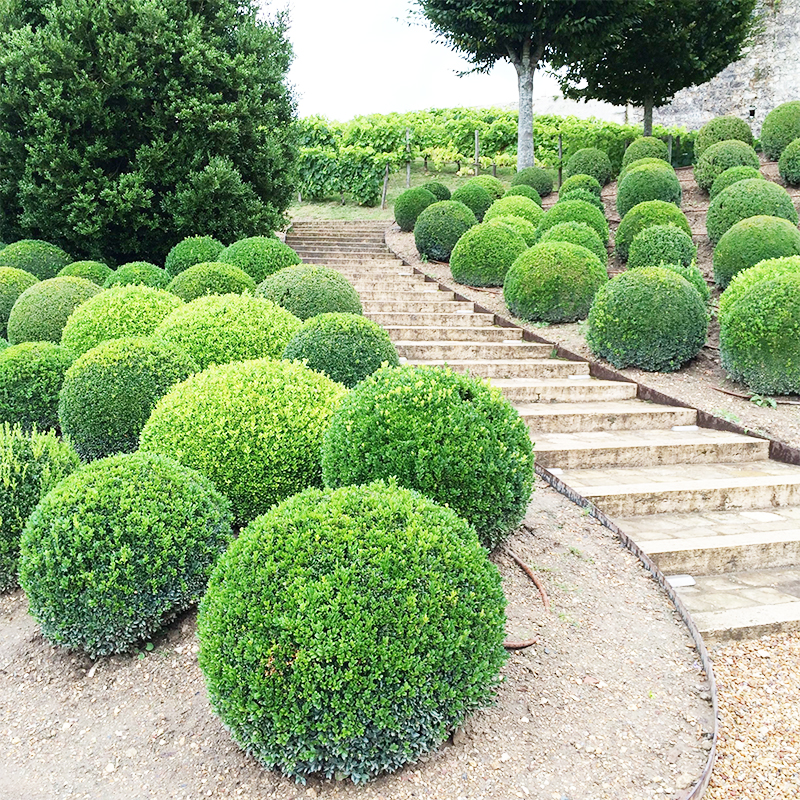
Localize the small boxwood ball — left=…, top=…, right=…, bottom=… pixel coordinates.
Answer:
left=564, top=148, right=613, bottom=185
left=19, top=451, right=233, bottom=658
left=104, top=261, right=169, bottom=289
left=511, top=166, right=554, bottom=197
left=470, top=174, right=506, bottom=199
left=709, top=166, right=764, bottom=200
left=0, top=268, right=38, bottom=339
left=449, top=222, right=528, bottom=287
left=0, top=239, right=71, bottom=280
left=0, top=424, right=78, bottom=592
left=166, top=261, right=255, bottom=302
left=394, top=187, right=437, bottom=232
left=614, top=201, right=692, bottom=262
left=197, top=480, right=507, bottom=784
left=587, top=267, right=708, bottom=372
left=7, top=277, right=101, bottom=345
left=140, top=358, right=346, bottom=524
left=628, top=225, right=697, bottom=270
left=706, top=179, right=799, bottom=245
left=694, top=140, right=760, bottom=192
left=451, top=181, right=493, bottom=221
left=618, top=156, right=673, bottom=184
left=621, top=137, right=670, bottom=168
left=558, top=187, right=604, bottom=211
left=282, top=312, right=399, bottom=387
left=322, top=365, right=533, bottom=550
left=538, top=221, right=607, bottom=264
left=694, top=116, right=755, bottom=159
left=57, top=260, right=113, bottom=285
left=218, top=236, right=300, bottom=283
left=165, top=235, right=225, bottom=277
left=484, top=195, right=545, bottom=226
left=718, top=256, right=800, bottom=327
left=616, top=162, right=682, bottom=218
left=61, top=286, right=183, bottom=357
left=713, top=216, right=800, bottom=289
left=58, top=337, right=197, bottom=461
left=778, top=138, right=800, bottom=186
left=535, top=199, right=609, bottom=244
left=413, top=200, right=477, bottom=262
left=420, top=181, right=450, bottom=200
left=646, top=262, right=710, bottom=303
left=0, top=341, right=73, bottom=430
left=761, top=101, right=800, bottom=161
left=503, top=184, right=542, bottom=205
left=504, top=241, right=608, bottom=324
left=256, top=265, right=362, bottom=320
left=559, top=173, right=602, bottom=198
left=486, top=215, right=539, bottom=246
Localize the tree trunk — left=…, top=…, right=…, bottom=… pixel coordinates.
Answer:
left=515, top=58, right=535, bottom=169
left=643, top=95, right=654, bottom=137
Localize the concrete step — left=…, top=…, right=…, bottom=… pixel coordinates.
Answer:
left=342, top=271, right=422, bottom=282
left=298, top=256, right=401, bottom=265
left=364, top=299, right=474, bottom=313
left=351, top=280, right=440, bottom=292
left=366, top=311, right=496, bottom=328
left=396, top=341, right=552, bottom=361
left=289, top=242, right=389, bottom=250
left=406, top=358, right=589, bottom=379
left=357, top=290, right=456, bottom=302
left=491, top=377, right=638, bottom=403
left=293, top=248, right=392, bottom=258
left=384, top=326, right=523, bottom=342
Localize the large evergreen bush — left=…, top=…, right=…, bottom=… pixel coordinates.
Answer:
left=256, top=265, right=362, bottom=319
left=450, top=181, right=493, bottom=221
left=709, top=166, right=763, bottom=200
left=614, top=201, right=692, bottom=262
left=621, top=137, right=669, bottom=169
left=761, top=101, right=800, bottom=161
left=563, top=148, right=613, bottom=185
left=616, top=163, right=681, bottom=218
left=449, top=222, right=527, bottom=286
left=694, top=116, right=754, bottom=158
left=0, top=268, right=38, bottom=339
left=778, top=138, right=800, bottom=186
left=694, top=140, right=760, bottom=192
left=718, top=256, right=800, bottom=326
left=414, top=201, right=477, bottom=262
left=535, top=200, right=609, bottom=244
left=166, top=262, right=255, bottom=302
left=394, top=187, right=437, bottom=232
left=484, top=196, right=544, bottom=227
left=627, top=225, right=697, bottom=270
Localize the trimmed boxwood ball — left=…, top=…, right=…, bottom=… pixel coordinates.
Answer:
left=718, top=256, right=800, bottom=327
left=558, top=187, right=604, bottom=211
left=256, top=265, right=362, bottom=320
left=18, top=451, right=233, bottom=658
left=559, top=173, right=602, bottom=198
left=694, top=116, right=755, bottom=158
left=0, top=424, right=78, bottom=592
left=720, top=274, right=800, bottom=394
left=140, top=358, right=346, bottom=525
left=61, top=286, right=183, bottom=357
left=503, top=184, right=542, bottom=205
left=449, top=222, right=528, bottom=286
left=713, top=216, right=800, bottom=289
left=778, top=138, right=800, bottom=186
left=587, top=267, right=708, bottom=371
left=538, top=221, right=607, bottom=264
left=646, top=261, right=710, bottom=303
left=420, top=181, right=450, bottom=201
left=710, top=166, right=764, bottom=200
left=761, top=101, right=800, bottom=161
left=621, top=137, right=670, bottom=169
left=197, top=480, right=507, bottom=784
left=564, top=148, right=613, bottom=186
left=614, top=201, right=692, bottom=262
left=218, top=236, right=300, bottom=283
left=0, top=342, right=73, bottom=430
left=511, top=166, right=554, bottom=197
left=165, top=235, right=225, bottom=277
left=166, top=261, right=255, bottom=302
left=57, top=260, right=113, bottom=285
left=504, top=241, right=608, bottom=324
left=694, top=140, right=760, bottom=192
left=58, top=337, right=197, bottom=461
left=8, top=277, right=100, bottom=345
left=394, top=187, right=437, bottom=232
left=470, top=174, right=506, bottom=199
left=628, top=225, right=697, bottom=270
left=413, top=200, right=477, bottom=262
left=104, top=261, right=169, bottom=289
left=706, top=179, right=799, bottom=246
left=484, top=195, right=544, bottom=226
left=450, top=181, right=492, bottom=221
left=282, top=312, right=399, bottom=388
left=0, top=268, right=38, bottom=339
left=616, top=162, right=682, bottom=218
left=486, top=215, right=539, bottom=246
left=0, top=239, right=71, bottom=280
left=322, top=365, right=533, bottom=550
left=618, top=157, right=673, bottom=184
left=535, top=199, right=609, bottom=244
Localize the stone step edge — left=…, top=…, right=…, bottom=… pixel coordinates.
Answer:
left=690, top=602, right=800, bottom=644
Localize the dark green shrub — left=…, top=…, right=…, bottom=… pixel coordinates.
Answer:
left=503, top=184, right=542, bottom=205
left=58, top=337, right=197, bottom=461
left=718, top=256, right=800, bottom=326
left=7, top=277, right=100, bottom=345
left=706, top=179, right=799, bottom=245
left=256, top=265, right=362, bottom=320
left=484, top=196, right=544, bottom=227
left=694, top=140, right=760, bottom=192
left=761, top=101, right=800, bottom=161
left=694, top=116, right=755, bottom=158
left=614, top=201, right=692, bottom=262
left=470, top=174, right=506, bottom=199
left=564, top=148, right=613, bottom=185
left=394, top=187, right=437, bottom=232
left=621, top=137, right=669, bottom=169
left=0, top=342, right=73, bottom=430
left=587, top=267, right=708, bottom=371
left=0, top=240, right=71, bottom=280
left=486, top=215, right=539, bottom=246
left=166, top=261, right=255, bottom=302
left=511, top=166, right=554, bottom=197
left=641, top=261, right=710, bottom=303
left=559, top=173, right=602, bottom=198
left=535, top=199, right=609, bottom=244
left=713, top=216, right=800, bottom=289
left=0, top=268, right=38, bottom=338
left=282, top=312, right=398, bottom=387
left=709, top=166, right=764, bottom=200
left=450, top=182, right=492, bottom=221
left=413, top=201, right=477, bottom=262
left=197, top=480, right=507, bottom=784
left=627, top=224, right=697, bottom=270
left=616, top=162, right=681, bottom=218
left=538, top=221, right=606, bottom=264
left=420, top=181, right=450, bottom=201
left=57, top=260, right=113, bottom=285
left=558, top=187, right=604, bottom=211
left=61, top=286, right=183, bottom=357
left=165, top=235, right=225, bottom=277
left=0, top=424, right=78, bottom=592
left=140, top=358, right=346, bottom=524
left=618, top=157, right=673, bottom=184
left=104, top=261, right=169, bottom=289
left=778, top=138, right=800, bottom=186
left=449, top=222, right=528, bottom=286
left=19, top=451, right=233, bottom=657
left=218, top=237, right=300, bottom=283
left=321, top=365, right=533, bottom=549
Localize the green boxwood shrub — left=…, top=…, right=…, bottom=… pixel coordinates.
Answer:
left=413, top=200, right=477, bottom=262
left=559, top=173, right=602, bottom=198
left=166, top=261, right=255, bottom=302
left=484, top=195, right=545, bottom=226
left=511, top=166, right=554, bottom=197
left=486, top=215, right=539, bottom=246
left=0, top=240, right=71, bottom=280
left=420, top=181, right=450, bottom=201
left=587, top=267, right=708, bottom=371
left=449, top=222, right=528, bottom=286
left=61, top=286, right=183, bottom=357
left=538, top=221, right=607, bottom=264
left=0, top=268, right=38, bottom=339
left=256, top=265, right=362, bottom=320
left=778, top=138, right=800, bottom=186
left=104, top=261, right=169, bottom=289
left=694, top=140, right=760, bottom=192
left=535, top=199, right=609, bottom=244
left=761, top=101, right=800, bottom=161
left=564, top=148, right=613, bottom=185
left=0, top=424, right=79, bottom=592
left=0, top=342, right=73, bottom=430
left=558, top=187, right=604, bottom=211
left=283, top=312, right=398, bottom=387
left=718, top=256, right=800, bottom=326
left=643, top=261, right=710, bottom=303
left=627, top=224, right=697, bottom=270
left=504, top=241, right=608, bottom=324
left=616, top=163, right=681, bottom=218
left=197, top=480, right=507, bottom=784
left=218, top=236, right=300, bottom=283
left=621, top=137, right=669, bottom=169
left=618, top=157, right=674, bottom=184
left=709, top=166, right=764, bottom=200
left=19, top=451, right=233, bottom=657
left=470, top=174, right=506, bottom=199
left=614, top=201, right=692, bottom=262
left=165, top=235, right=225, bottom=277
left=58, top=337, right=197, bottom=461
left=140, top=358, right=346, bottom=524
left=394, top=187, right=437, bottom=232
left=321, top=365, right=533, bottom=550
left=706, top=179, right=799, bottom=245
left=57, top=260, right=113, bottom=285
left=503, top=184, right=542, bottom=205
left=694, top=116, right=755, bottom=158
left=450, top=182, right=493, bottom=221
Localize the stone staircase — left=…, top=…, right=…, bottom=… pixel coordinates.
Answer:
left=286, top=220, right=800, bottom=643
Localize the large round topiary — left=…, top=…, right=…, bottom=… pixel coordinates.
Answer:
left=504, top=241, right=608, bottom=324
left=709, top=165, right=764, bottom=200
left=503, top=184, right=542, bottom=205
left=694, top=116, right=755, bottom=159
left=420, top=181, right=450, bottom=201
left=104, top=261, right=169, bottom=289
left=778, top=138, right=800, bottom=186
left=413, top=200, right=477, bottom=262
left=535, top=199, right=609, bottom=244
left=616, top=162, right=682, bottom=218
left=0, top=342, right=73, bottom=430
left=449, top=222, right=528, bottom=286
left=621, top=137, right=670, bottom=169
left=18, top=451, right=233, bottom=658
left=321, top=365, right=533, bottom=549
left=256, top=265, right=362, bottom=320
left=483, top=195, right=544, bottom=227
left=627, top=224, right=697, bottom=270
left=0, top=424, right=79, bottom=592
left=640, top=261, right=710, bottom=304
left=558, top=187, right=604, bottom=211
left=0, top=268, right=38, bottom=339
left=61, top=286, right=183, bottom=357
left=165, top=235, right=225, bottom=277
left=218, top=236, right=300, bottom=283
left=713, top=216, right=800, bottom=289
left=614, top=201, right=692, bottom=262
left=694, top=140, right=760, bottom=192
left=563, top=148, right=613, bottom=185
left=706, top=179, right=799, bottom=245
left=394, top=187, right=438, bottom=232
left=57, top=260, right=113, bottom=285
left=450, top=182, right=493, bottom=221
left=7, top=277, right=101, bottom=345
left=718, top=256, right=800, bottom=326
left=282, top=313, right=399, bottom=388
left=511, top=166, right=554, bottom=197
left=197, top=480, right=507, bottom=784
left=559, top=173, right=602, bottom=198
left=166, top=261, right=256, bottom=302
left=538, top=221, right=607, bottom=264
left=586, top=267, right=708, bottom=371
left=0, top=240, right=71, bottom=280
left=58, top=337, right=197, bottom=461
left=470, top=174, right=506, bottom=199
left=761, top=101, right=800, bottom=161
left=486, top=215, right=539, bottom=246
